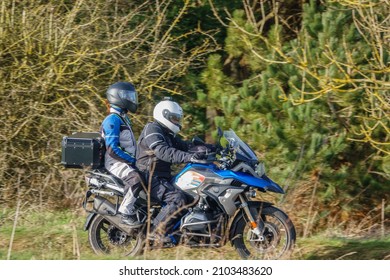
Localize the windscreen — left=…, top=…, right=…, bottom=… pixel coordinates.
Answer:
left=223, top=129, right=258, bottom=161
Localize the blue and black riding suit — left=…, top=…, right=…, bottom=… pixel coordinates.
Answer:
left=101, top=107, right=143, bottom=216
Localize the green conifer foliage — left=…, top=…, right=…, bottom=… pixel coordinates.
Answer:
left=199, top=0, right=389, bottom=233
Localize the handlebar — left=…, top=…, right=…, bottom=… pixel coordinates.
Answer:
left=189, top=153, right=217, bottom=164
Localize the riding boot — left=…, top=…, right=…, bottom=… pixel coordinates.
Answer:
left=121, top=213, right=142, bottom=228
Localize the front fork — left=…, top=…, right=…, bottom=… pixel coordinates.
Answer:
left=238, top=194, right=265, bottom=241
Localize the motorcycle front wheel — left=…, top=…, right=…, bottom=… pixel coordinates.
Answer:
left=232, top=205, right=296, bottom=260
left=88, top=214, right=143, bottom=257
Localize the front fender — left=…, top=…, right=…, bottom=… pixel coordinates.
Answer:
left=228, top=201, right=273, bottom=245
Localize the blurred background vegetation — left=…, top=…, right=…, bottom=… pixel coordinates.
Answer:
left=0, top=0, right=389, bottom=247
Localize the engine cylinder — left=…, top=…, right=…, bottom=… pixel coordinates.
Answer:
left=181, top=210, right=209, bottom=232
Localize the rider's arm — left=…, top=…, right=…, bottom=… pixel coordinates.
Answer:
left=101, top=114, right=136, bottom=164
left=172, top=135, right=192, bottom=151
left=144, top=123, right=193, bottom=163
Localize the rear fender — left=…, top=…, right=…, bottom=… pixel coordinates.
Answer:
left=228, top=201, right=273, bottom=245
left=83, top=194, right=117, bottom=231
left=84, top=212, right=97, bottom=231
left=84, top=194, right=116, bottom=231
left=84, top=197, right=139, bottom=235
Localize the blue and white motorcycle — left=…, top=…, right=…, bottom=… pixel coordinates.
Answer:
left=83, top=128, right=296, bottom=259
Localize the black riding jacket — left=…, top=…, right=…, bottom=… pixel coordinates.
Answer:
left=136, top=121, right=193, bottom=179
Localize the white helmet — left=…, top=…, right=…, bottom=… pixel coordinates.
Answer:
left=153, top=100, right=183, bottom=134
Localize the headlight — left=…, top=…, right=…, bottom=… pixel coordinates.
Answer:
left=255, top=162, right=266, bottom=177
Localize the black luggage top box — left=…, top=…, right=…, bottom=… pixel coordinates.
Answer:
left=61, top=132, right=105, bottom=169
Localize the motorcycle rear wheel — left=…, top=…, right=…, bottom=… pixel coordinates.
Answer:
left=88, top=214, right=143, bottom=256
left=232, top=205, right=296, bottom=260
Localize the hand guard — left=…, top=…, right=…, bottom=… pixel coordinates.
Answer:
left=190, top=152, right=207, bottom=162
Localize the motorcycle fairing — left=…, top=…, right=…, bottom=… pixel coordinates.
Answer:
left=174, top=163, right=284, bottom=194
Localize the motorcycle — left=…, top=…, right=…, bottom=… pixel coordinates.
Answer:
left=82, top=128, right=296, bottom=259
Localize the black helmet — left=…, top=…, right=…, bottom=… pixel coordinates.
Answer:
left=106, top=82, right=138, bottom=113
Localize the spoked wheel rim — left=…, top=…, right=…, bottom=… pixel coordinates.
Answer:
left=89, top=215, right=142, bottom=256
left=244, top=220, right=284, bottom=259
left=233, top=206, right=295, bottom=260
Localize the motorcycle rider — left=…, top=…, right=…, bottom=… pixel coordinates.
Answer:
left=101, top=81, right=143, bottom=228
left=136, top=98, right=207, bottom=241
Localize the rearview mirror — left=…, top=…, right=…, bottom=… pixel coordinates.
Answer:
left=216, top=127, right=223, bottom=152
left=217, top=127, right=223, bottom=138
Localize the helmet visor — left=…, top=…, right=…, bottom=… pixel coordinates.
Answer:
left=169, top=113, right=182, bottom=125
left=118, top=89, right=138, bottom=105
